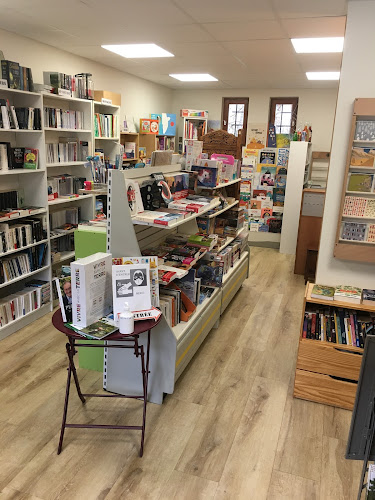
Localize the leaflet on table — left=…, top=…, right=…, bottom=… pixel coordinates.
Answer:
left=112, top=263, right=151, bottom=324
left=112, top=256, right=159, bottom=307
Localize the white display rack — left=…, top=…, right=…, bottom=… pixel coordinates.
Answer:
left=48, top=194, right=93, bottom=206
left=199, top=178, right=241, bottom=190
left=199, top=200, right=239, bottom=219
left=0, top=88, right=52, bottom=340
left=105, top=167, right=250, bottom=404
left=47, top=161, right=87, bottom=168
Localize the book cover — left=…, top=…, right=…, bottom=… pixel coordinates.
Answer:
left=261, top=207, right=273, bottom=217
left=347, top=173, right=374, bottom=192
left=71, top=252, right=112, bottom=328
left=196, top=261, right=224, bottom=287
left=334, top=285, right=362, bottom=303
left=260, top=166, right=276, bottom=186
left=343, top=196, right=367, bottom=217
left=311, top=284, right=335, bottom=300
left=159, top=113, right=176, bottom=136
left=247, top=124, right=266, bottom=149
left=273, top=188, right=285, bottom=206
left=341, top=222, right=367, bottom=241
left=350, top=147, right=375, bottom=167
left=165, top=173, right=189, bottom=200
left=367, top=223, right=375, bottom=242
left=259, top=150, right=276, bottom=165
left=23, top=148, right=38, bottom=169
left=277, top=147, right=290, bottom=167
left=276, top=135, right=291, bottom=149
left=363, top=289, right=375, bottom=305
left=355, top=121, right=375, bottom=141
left=112, top=263, right=151, bottom=324
left=364, top=199, right=375, bottom=218
left=54, top=276, right=72, bottom=323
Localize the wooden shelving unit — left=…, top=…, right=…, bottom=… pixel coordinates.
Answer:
left=120, top=132, right=139, bottom=163
left=334, top=98, right=375, bottom=263
left=293, top=282, right=371, bottom=410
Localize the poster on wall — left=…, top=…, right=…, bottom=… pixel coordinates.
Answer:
left=247, top=123, right=267, bottom=149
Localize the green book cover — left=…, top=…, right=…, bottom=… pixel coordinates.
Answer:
left=347, top=173, right=374, bottom=192
left=311, top=284, right=335, bottom=299
left=23, top=148, right=38, bottom=169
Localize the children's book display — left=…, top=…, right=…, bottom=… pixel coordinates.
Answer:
left=241, top=146, right=289, bottom=233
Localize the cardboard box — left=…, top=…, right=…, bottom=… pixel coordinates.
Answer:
left=94, top=90, right=121, bottom=106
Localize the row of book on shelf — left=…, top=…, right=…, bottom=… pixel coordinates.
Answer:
left=305, top=284, right=375, bottom=347
left=0, top=142, right=39, bottom=170
left=1, top=59, right=34, bottom=92
left=46, top=139, right=90, bottom=164
left=44, top=107, right=84, bottom=130
left=240, top=146, right=289, bottom=233
left=0, top=280, right=50, bottom=330
left=94, top=113, right=119, bottom=138
left=0, top=242, right=48, bottom=284
left=0, top=216, right=46, bottom=255
left=47, top=175, right=85, bottom=201
left=0, top=100, right=41, bottom=130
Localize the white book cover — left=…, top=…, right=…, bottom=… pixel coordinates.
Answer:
left=112, top=263, right=151, bottom=324
left=71, top=252, right=112, bottom=327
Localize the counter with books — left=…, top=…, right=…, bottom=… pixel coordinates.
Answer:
left=104, top=168, right=250, bottom=404
left=293, top=282, right=375, bottom=411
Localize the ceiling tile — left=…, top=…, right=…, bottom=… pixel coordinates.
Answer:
left=271, top=0, right=347, bottom=18
left=201, top=20, right=287, bottom=41
left=281, top=16, right=346, bottom=38
left=173, top=0, right=276, bottom=23
left=297, top=53, right=342, bottom=72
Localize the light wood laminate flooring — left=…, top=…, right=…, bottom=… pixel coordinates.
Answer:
left=0, top=248, right=362, bottom=499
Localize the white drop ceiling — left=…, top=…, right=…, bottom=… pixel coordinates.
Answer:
left=0, top=0, right=347, bottom=89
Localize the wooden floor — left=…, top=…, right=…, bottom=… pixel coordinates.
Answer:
left=0, top=248, right=362, bottom=500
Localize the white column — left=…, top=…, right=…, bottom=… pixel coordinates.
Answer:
left=316, top=0, right=375, bottom=288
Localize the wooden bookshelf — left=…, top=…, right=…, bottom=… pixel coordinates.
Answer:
left=334, top=98, right=375, bottom=263
left=293, top=282, right=371, bottom=410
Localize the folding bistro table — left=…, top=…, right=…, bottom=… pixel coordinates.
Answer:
left=52, top=309, right=161, bottom=457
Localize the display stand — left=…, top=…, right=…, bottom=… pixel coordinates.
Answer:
left=105, top=168, right=249, bottom=403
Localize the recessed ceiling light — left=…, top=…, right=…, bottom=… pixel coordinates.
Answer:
left=306, top=72, right=340, bottom=80
left=101, top=44, right=174, bottom=58
left=291, top=37, right=344, bottom=53
left=169, top=74, right=218, bottom=82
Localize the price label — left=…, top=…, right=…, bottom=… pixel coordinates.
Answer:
left=58, top=88, right=71, bottom=97
left=101, top=98, right=112, bottom=105
left=0, top=79, right=8, bottom=88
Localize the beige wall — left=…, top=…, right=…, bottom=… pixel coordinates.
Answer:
left=172, top=88, right=338, bottom=151
left=0, top=28, right=173, bottom=127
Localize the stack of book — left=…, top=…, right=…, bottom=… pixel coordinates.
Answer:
left=44, top=107, right=84, bottom=130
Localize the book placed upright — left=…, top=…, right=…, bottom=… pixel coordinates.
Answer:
left=334, top=285, right=362, bottom=304
left=71, top=252, right=112, bottom=328
left=362, top=289, right=375, bottom=306
left=311, top=284, right=335, bottom=301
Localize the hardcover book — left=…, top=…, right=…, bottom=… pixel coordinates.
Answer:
left=259, top=151, right=276, bottom=165
left=334, top=285, right=362, bottom=304
left=71, top=252, right=112, bottom=328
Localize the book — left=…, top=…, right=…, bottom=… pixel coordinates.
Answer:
left=259, top=150, right=276, bottom=165
left=67, top=319, right=117, bottom=339
left=334, top=285, right=362, bottom=304
left=341, top=222, right=367, bottom=241
left=23, top=148, right=38, bottom=169
left=362, top=289, right=375, bottom=306
left=311, top=284, right=335, bottom=301
left=355, top=121, right=375, bottom=142
left=350, top=147, right=375, bottom=167
left=71, top=252, right=112, bottom=328
left=347, top=173, right=374, bottom=192
left=55, top=276, right=72, bottom=322
left=112, top=263, right=151, bottom=324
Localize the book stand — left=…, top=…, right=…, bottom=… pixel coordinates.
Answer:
left=52, top=309, right=161, bottom=457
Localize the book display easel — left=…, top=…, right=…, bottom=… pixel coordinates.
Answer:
left=293, top=282, right=372, bottom=410
left=0, top=87, right=52, bottom=339
left=335, top=98, right=375, bottom=263
left=105, top=167, right=249, bottom=403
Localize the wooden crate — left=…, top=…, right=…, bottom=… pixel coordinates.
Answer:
left=292, top=282, right=370, bottom=410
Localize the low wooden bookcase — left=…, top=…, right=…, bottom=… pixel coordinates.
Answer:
left=293, top=282, right=375, bottom=410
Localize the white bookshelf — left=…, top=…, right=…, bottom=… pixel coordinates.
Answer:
left=93, top=101, right=121, bottom=165
left=0, top=88, right=52, bottom=340
left=104, top=167, right=249, bottom=404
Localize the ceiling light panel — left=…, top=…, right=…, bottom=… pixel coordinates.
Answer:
left=101, top=44, right=174, bottom=58
left=306, top=72, right=340, bottom=80
left=169, top=73, right=218, bottom=82
left=291, top=37, right=344, bottom=53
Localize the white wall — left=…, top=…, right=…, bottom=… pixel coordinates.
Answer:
left=316, top=0, right=375, bottom=288
left=172, top=88, right=338, bottom=151
left=0, top=28, right=172, bottom=126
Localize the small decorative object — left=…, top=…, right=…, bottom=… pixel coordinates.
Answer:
left=119, top=302, right=134, bottom=335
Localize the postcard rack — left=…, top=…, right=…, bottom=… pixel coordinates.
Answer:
left=104, top=167, right=250, bottom=404
left=334, top=98, right=375, bottom=263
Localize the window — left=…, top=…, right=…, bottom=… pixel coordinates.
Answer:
left=269, top=97, right=299, bottom=135
left=222, top=97, right=249, bottom=144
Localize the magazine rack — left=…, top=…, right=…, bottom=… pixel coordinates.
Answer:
left=105, top=167, right=250, bottom=404
left=334, top=98, right=375, bottom=263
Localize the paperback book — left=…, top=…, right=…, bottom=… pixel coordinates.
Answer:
left=347, top=173, right=374, bottom=193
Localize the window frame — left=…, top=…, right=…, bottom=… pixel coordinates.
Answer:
left=269, top=97, right=299, bottom=136
left=222, top=97, right=249, bottom=145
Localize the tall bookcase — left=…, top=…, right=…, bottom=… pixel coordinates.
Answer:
left=0, top=88, right=51, bottom=340
left=104, top=167, right=249, bottom=404
left=334, top=98, right=375, bottom=263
